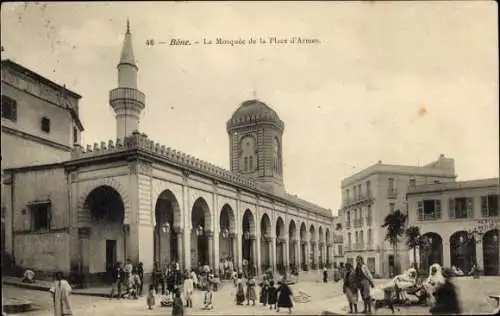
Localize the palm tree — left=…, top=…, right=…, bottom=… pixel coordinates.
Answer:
left=405, top=226, right=421, bottom=269
left=381, top=209, right=407, bottom=274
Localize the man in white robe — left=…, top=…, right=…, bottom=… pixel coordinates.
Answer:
left=49, top=271, right=73, bottom=316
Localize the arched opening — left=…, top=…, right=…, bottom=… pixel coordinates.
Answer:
left=241, top=209, right=255, bottom=274
left=483, top=229, right=499, bottom=275
left=325, top=228, right=331, bottom=267
left=219, top=204, right=236, bottom=272
left=300, top=223, right=307, bottom=270
left=450, top=231, right=476, bottom=274
left=191, top=198, right=211, bottom=269
left=309, top=225, right=316, bottom=269
left=84, top=185, right=125, bottom=277
left=154, top=190, right=181, bottom=269
left=260, top=214, right=272, bottom=272
left=276, top=217, right=285, bottom=274
left=419, top=232, right=443, bottom=272
left=289, top=220, right=297, bottom=269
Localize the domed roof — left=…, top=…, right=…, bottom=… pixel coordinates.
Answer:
left=227, top=99, right=284, bottom=132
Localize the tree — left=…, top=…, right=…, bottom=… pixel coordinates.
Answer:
left=405, top=226, right=421, bottom=269
left=381, top=209, right=407, bottom=274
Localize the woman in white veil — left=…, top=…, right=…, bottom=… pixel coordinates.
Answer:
left=422, top=263, right=445, bottom=305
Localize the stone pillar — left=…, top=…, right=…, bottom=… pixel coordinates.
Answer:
left=475, top=241, right=484, bottom=270
left=256, top=233, right=262, bottom=276
left=284, top=239, right=290, bottom=272
left=250, top=235, right=257, bottom=276
left=78, top=227, right=91, bottom=288
left=213, top=230, right=220, bottom=273
left=295, top=240, right=300, bottom=267
left=206, top=231, right=214, bottom=268
left=177, top=227, right=186, bottom=271
left=230, top=233, right=237, bottom=265
left=271, top=237, right=277, bottom=274
left=443, top=242, right=451, bottom=268
left=237, top=232, right=243, bottom=271
left=137, top=223, right=154, bottom=273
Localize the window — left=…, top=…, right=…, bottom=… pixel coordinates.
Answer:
left=367, top=229, right=372, bottom=246
left=367, top=257, right=376, bottom=274
left=366, top=180, right=371, bottom=196
left=481, top=194, right=499, bottom=217
left=244, top=157, right=248, bottom=171
left=355, top=231, right=359, bottom=244
left=389, top=202, right=395, bottom=213
left=359, top=231, right=364, bottom=245
left=73, top=127, right=78, bottom=144
left=1, top=95, right=17, bottom=121
left=347, top=211, right=350, bottom=222
left=348, top=232, right=352, bottom=248
left=418, top=199, right=441, bottom=221
left=41, top=117, right=51, bottom=133
left=353, top=186, right=357, bottom=199
left=249, top=156, right=253, bottom=170
left=449, top=197, right=473, bottom=219
left=358, top=184, right=362, bottom=198
left=409, top=178, right=416, bottom=187
left=338, top=245, right=342, bottom=256
left=335, top=223, right=342, bottom=230
left=388, top=177, right=395, bottom=192
left=30, top=203, right=51, bottom=231
left=346, top=189, right=350, bottom=201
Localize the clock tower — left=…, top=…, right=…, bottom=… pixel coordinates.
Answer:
left=227, top=99, right=285, bottom=195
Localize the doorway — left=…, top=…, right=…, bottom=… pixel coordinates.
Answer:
left=106, top=240, right=117, bottom=270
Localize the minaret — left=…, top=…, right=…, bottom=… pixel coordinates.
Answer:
left=109, top=19, right=145, bottom=141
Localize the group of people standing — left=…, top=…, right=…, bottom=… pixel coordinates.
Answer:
left=233, top=271, right=294, bottom=313
left=109, top=259, right=144, bottom=299
left=343, top=256, right=376, bottom=314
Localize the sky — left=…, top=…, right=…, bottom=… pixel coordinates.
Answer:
left=1, top=1, right=498, bottom=215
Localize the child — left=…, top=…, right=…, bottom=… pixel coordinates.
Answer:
left=160, top=290, right=174, bottom=307
left=147, top=284, right=155, bottom=310
left=246, top=275, right=257, bottom=306
left=172, top=289, right=184, bottom=316
left=259, top=277, right=269, bottom=306
left=267, top=280, right=277, bottom=310
left=202, top=281, right=214, bottom=310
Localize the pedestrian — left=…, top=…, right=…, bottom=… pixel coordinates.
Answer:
left=183, top=273, right=194, bottom=308
left=235, top=273, right=245, bottom=305
left=166, top=267, right=175, bottom=298
left=267, top=280, right=278, bottom=310
left=276, top=279, right=294, bottom=313
left=343, top=262, right=358, bottom=314
left=172, top=289, right=184, bottom=316
left=147, top=284, right=155, bottom=310
left=109, top=262, right=123, bottom=299
left=354, top=256, right=375, bottom=314
left=323, top=267, right=328, bottom=283
left=190, top=269, right=199, bottom=290
left=49, top=271, right=73, bottom=316
left=429, top=268, right=461, bottom=315
left=246, top=274, right=257, bottom=306
left=152, top=261, right=165, bottom=295
left=259, top=276, right=270, bottom=306
left=137, top=262, right=144, bottom=296
left=202, top=281, right=214, bottom=310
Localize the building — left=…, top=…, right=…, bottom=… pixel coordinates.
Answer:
left=1, top=59, right=84, bottom=264
left=407, top=178, right=499, bottom=276
left=331, top=214, right=344, bottom=268
left=340, top=156, right=456, bottom=277
left=2, top=21, right=334, bottom=282
left=1, top=60, right=84, bottom=168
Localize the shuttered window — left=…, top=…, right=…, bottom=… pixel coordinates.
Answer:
left=417, top=201, right=424, bottom=221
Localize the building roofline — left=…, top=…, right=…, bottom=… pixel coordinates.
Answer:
left=341, top=161, right=456, bottom=187
left=1, top=59, right=82, bottom=99
left=406, top=177, right=499, bottom=195
left=4, top=162, right=66, bottom=173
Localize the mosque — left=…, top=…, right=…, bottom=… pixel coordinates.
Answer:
left=1, top=21, right=335, bottom=282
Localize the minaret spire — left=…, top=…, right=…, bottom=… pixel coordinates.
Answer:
left=109, top=19, right=146, bottom=141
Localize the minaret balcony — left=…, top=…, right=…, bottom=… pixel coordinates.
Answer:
left=109, top=87, right=145, bottom=110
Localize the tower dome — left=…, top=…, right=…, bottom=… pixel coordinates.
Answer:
left=226, top=99, right=284, bottom=133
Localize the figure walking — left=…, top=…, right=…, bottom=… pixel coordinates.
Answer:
left=50, top=271, right=73, bottom=316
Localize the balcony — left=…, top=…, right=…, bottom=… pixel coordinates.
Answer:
left=387, top=189, right=398, bottom=199
left=366, top=215, right=373, bottom=226
left=342, top=193, right=374, bottom=208
left=354, top=218, right=364, bottom=228
left=109, top=87, right=145, bottom=109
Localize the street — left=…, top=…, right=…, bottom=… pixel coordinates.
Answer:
left=3, top=277, right=499, bottom=315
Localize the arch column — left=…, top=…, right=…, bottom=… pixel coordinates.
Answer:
left=176, top=226, right=185, bottom=271
left=284, top=238, right=290, bottom=272
left=255, top=232, right=261, bottom=276
left=475, top=240, right=484, bottom=269
left=78, top=227, right=91, bottom=288
left=271, top=236, right=277, bottom=274
left=206, top=231, right=214, bottom=268
left=443, top=242, right=451, bottom=268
